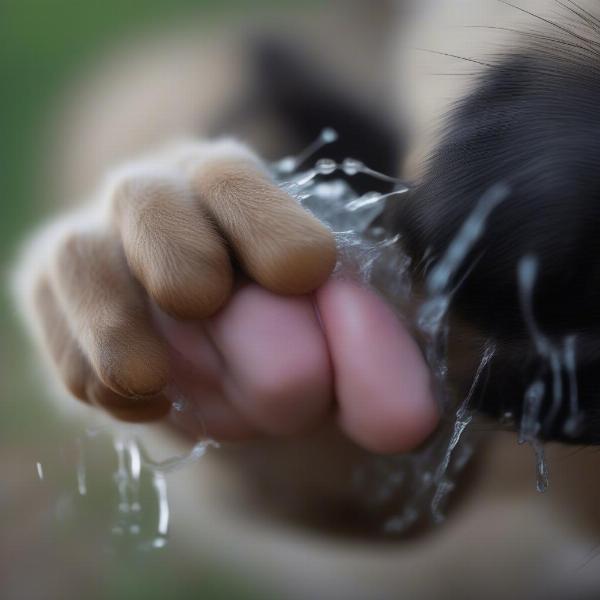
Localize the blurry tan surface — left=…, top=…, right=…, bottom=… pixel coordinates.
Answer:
left=5, top=1, right=600, bottom=599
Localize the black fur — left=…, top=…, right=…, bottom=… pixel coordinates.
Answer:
left=399, top=44, right=600, bottom=443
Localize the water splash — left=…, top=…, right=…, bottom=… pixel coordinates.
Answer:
left=519, top=380, right=545, bottom=444
left=273, top=127, right=339, bottom=174
left=287, top=158, right=411, bottom=190
left=141, top=440, right=217, bottom=474
left=345, top=190, right=407, bottom=212
left=417, top=184, right=508, bottom=411
left=518, top=379, right=549, bottom=491
left=110, top=434, right=215, bottom=545
left=274, top=148, right=510, bottom=531
left=152, top=471, right=169, bottom=549
left=76, top=439, right=87, bottom=496
left=425, top=183, right=509, bottom=297
left=516, top=253, right=583, bottom=489
left=112, top=439, right=138, bottom=535
left=431, top=342, right=496, bottom=523
left=439, top=342, right=496, bottom=475
left=36, top=138, right=554, bottom=544
left=62, top=428, right=214, bottom=548
left=418, top=183, right=508, bottom=369
left=517, top=256, right=548, bottom=356
left=517, top=256, right=575, bottom=433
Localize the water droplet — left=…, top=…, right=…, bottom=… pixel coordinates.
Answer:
left=153, top=472, right=169, bottom=537
left=342, top=158, right=364, bottom=176
left=274, top=128, right=338, bottom=174
left=315, top=158, right=337, bottom=175
left=320, top=127, right=338, bottom=144
left=275, top=156, right=297, bottom=173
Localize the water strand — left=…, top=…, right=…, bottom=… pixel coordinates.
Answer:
left=273, top=127, right=339, bottom=174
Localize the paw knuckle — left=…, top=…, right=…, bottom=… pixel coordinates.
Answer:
left=111, top=171, right=181, bottom=217
left=93, top=326, right=169, bottom=397
left=150, top=258, right=232, bottom=318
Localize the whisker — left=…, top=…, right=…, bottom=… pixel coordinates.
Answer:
left=498, top=0, right=600, bottom=51
left=413, top=48, right=496, bottom=69
left=429, top=73, right=478, bottom=77
left=466, top=24, right=600, bottom=57
left=554, top=0, right=600, bottom=38
left=562, top=0, right=600, bottom=30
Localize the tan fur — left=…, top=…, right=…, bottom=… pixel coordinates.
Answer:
left=111, top=171, right=234, bottom=319
left=16, top=135, right=336, bottom=425
left=29, top=252, right=171, bottom=422
left=193, top=159, right=337, bottom=295
left=50, top=229, right=171, bottom=399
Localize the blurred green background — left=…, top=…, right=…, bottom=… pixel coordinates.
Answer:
left=0, top=1, right=293, bottom=598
